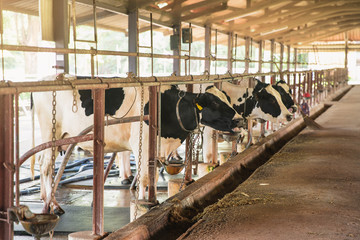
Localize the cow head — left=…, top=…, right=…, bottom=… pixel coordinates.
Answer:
left=195, top=86, right=243, bottom=132
left=273, top=80, right=297, bottom=113
left=251, top=80, right=293, bottom=123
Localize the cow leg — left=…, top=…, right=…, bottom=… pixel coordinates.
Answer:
left=202, top=127, right=213, bottom=163
left=117, top=151, right=133, bottom=185
left=38, top=149, right=59, bottom=214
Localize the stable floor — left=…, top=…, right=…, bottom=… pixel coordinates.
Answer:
left=183, top=85, right=360, bottom=240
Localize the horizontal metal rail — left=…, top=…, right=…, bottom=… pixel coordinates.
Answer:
left=18, top=115, right=149, bottom=167
left=1, top=43, right=298, bottom=64
left=0, top=69, right=343, bottom=94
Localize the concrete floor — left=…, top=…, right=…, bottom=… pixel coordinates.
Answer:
left=183, top=85, right=360, bottom=240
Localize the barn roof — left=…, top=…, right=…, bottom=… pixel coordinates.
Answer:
left=2, top=0, right=360, bottom=47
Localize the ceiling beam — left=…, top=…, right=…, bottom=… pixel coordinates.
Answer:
left=249, top=8, right=360, bottom=39
left=205, top=0, right=285, bottom=24
left=276, top=15, right=360, bottom=42
left=76, top=11, right=116, bottom=25
left=225, top=0, right=351, bottom=32
left=181, top=2, right=228, bottom=22
left=289, top=25, right=360, bottom=46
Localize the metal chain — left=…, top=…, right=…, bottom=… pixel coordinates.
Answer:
left=179, top=132, right=194, bottom=191
left=134, top=84, right=144, bottom=220
left=49, top=90, right=57, bottom=240
left=72, top=86, right=78, bottom=113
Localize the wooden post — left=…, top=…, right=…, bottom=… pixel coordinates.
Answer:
left=0, top=94, right=14, bottom=240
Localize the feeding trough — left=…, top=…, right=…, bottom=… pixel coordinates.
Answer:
left=8, top=205, right=59, bottom=240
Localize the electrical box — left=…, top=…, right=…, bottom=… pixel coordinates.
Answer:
left=182, top=28, right=192, bottom=43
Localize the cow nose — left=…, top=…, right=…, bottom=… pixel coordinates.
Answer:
left=291, top=105, right=297, bottom=113
left=286, top=114, right=293, bottom=121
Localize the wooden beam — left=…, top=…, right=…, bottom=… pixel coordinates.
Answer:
left=181, top=2, right=228, bottom=22
left=176, top=0, right=226, bottom=15
left=207, top=0, right=284, bottom=24
left=290, top=25, right=360, bottom=46
left=251, top=5, right=360, bottom=38
left=232, top=0, right=360, bottom=32
left=278, top=15, right=360, bottom=43
left=76, top=11, right=116, bottom=25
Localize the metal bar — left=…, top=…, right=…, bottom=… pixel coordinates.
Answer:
left=148, top=86, right=157, bottom=202
left=19, top=134, right=94, bottom=166
left=0, top=69, right=341, bottom=94
left=92, top=88, right=105, bottom=236
left=205, top=26, right=211, bottom=72
left=270, top=39, right=275, bottom=84
left=104, top=152, right=117, bottom=182
left=128, top=10, right=138, bottom=75
left=0, top=94, right=14, bottom=240
left=185, top=84, right=193, bottom=181
left=227, top=32, right=233, bottom=73
left=15, top=95, right=20, bottom=207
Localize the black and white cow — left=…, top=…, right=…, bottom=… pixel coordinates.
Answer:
left=272, top=80, right=297, bottom=113
left=201, top=79, right=294, bottom=162
left=32, top=74, right=242, bottom=214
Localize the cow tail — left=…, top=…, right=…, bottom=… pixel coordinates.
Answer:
left=30, top=93, right=36, bottom=179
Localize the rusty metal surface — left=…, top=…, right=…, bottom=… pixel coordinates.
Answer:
left=92, top=89, right=105, bottom=236
left=0, top=94, right=14, bottom=240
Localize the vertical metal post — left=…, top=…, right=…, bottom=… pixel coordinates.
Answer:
left=227, top=32, right=233, bottom=73
left=148, top=13, right=157, bottom=203
left=184, top=84, right=193, bottom=181
left=294, top=48, right=298, bottom=72
left=205, top=26, right=211, bottom=72
left=280, top=43, right=284, bottom=74
left=205, top=25, right=218, bottom=164
left=92, top=50, right=105, bottom=236
left=0, top=94, right=14, bottom=240
left=15, top=95, right=20, bottom=207
left=128, top=10, right=138, bottom=75
left=148, top=85, right=158, bottom=202
left=53, top=0, right=69, bottom=73
left=345, top=32, right=348, bottom=69
left=244, top=37, right=250, bottom=75
left=287, top=45, right=291, bottom=71
left=173, top=24, right=181, bottom=75
left=270, top=39, right=275, bottom=84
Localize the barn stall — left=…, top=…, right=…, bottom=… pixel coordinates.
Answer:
left=0, top=0, right=358, bottom=239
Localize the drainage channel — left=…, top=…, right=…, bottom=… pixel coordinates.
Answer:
left=105, top=86, right=352, bottom=240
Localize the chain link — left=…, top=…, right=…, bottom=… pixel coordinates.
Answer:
left=179, top=132, right=194, bottom=191
left=49, top=90, right=57, bottom=240
left=134, top=84, right=144, bottom=220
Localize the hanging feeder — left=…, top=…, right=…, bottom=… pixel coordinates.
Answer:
left=8, top=205, right=59, bottom=240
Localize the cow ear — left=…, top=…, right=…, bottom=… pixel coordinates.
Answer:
left=194, top=93, right=208, bottom=111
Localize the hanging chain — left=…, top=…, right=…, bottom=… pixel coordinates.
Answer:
left=134, top=84, right=144, bottom=220
left=49, top=90, right=57, bottom=240
left=179, top=132, right=194, bottom=191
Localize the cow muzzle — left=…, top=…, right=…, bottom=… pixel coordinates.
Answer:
left=289, top=105, right=297, bottom=113
left=286, top=114, right=293, bottom=122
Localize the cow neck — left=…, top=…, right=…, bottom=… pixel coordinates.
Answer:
left=175, top=91, right=200, bottom=133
